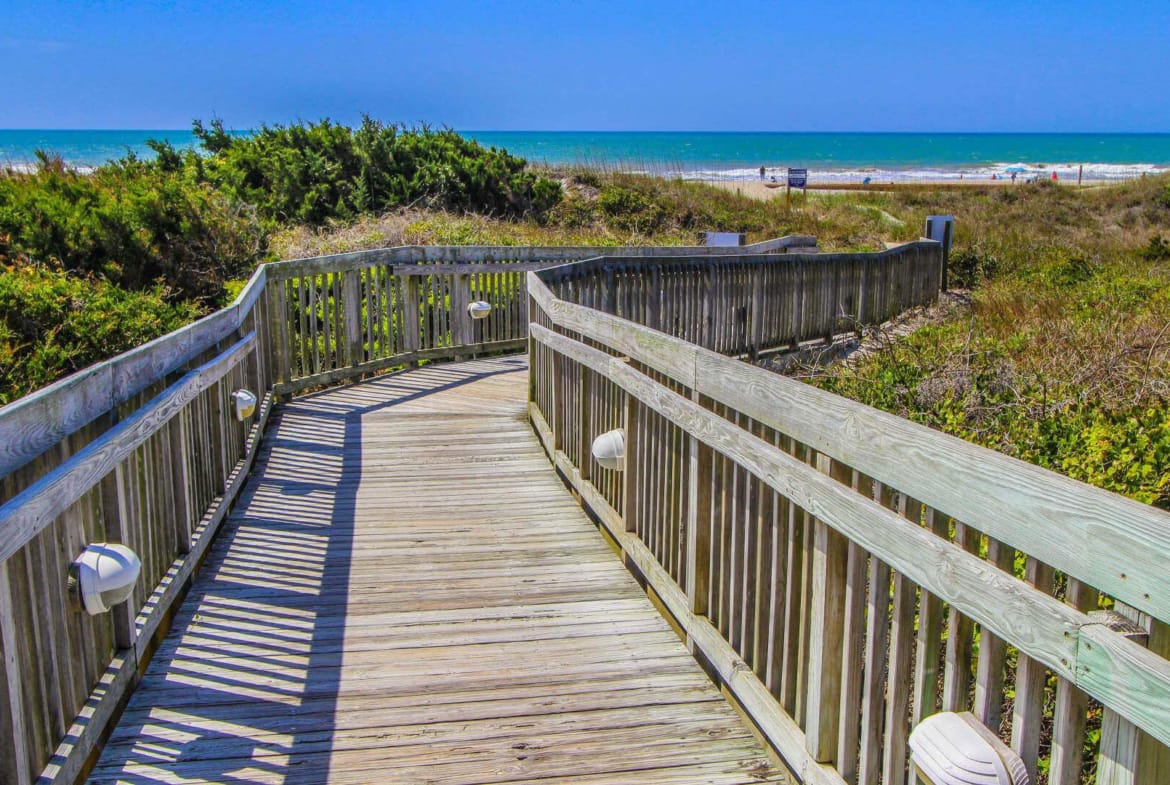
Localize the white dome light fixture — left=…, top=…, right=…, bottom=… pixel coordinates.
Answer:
left=909, top=712, right=1029, bottom=785
left=69, top=543, right=142, bottom=616
left=591, top=429, right=626, bottom=471
left=232, top=389, right=258, bottom=421
left=467, top=301, right=492, bottom=320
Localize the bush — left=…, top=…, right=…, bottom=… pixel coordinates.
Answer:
left=176, top=117, right=563, bottom=226
left=0, top=153, right=265, bottom=303
left=947, top=248, right=1000, bottom=287
left=0, top=263, right=201, bottom=404
left=1140, top=235, right=1170, bottom=262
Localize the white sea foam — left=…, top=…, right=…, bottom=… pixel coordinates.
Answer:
left=677, top=161, right=1168, bottom=183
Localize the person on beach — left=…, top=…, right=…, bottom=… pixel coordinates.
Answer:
left=759, top=165, right=765, bottom=180
left=1052, top=171, right=1058, bottom=181
left=1011, top=172, right=1017, bottom=183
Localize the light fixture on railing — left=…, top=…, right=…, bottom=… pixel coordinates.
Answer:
left=232, top=389, right=258, bottom=421
left=468, top=301, right=492, bottom=320
left=591, top=429, right=626, bottom=471
left=909, top=712, right=1028, bottom=785
left=68, top=543, right=142, bottom=616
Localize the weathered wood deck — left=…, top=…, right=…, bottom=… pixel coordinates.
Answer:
left=87, top=356, right=785, bottom=785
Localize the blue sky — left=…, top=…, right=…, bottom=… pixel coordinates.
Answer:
left=3, top=0, right=1168, bottom=131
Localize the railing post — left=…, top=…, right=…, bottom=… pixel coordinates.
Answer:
left=578, top=365, right=591, bottom=483
left=804, top=454, right=848, bottom=763
left=1096, top=604, right=1161, bottom=785
left=342, top=270, right=363, bottom=369
left=266, top=276, right=290, bottom=389
left=167, top=411, right=193, bottom=554
left=99, top=461, right=139, bottom=651
left=403, top=275, right=421, bottom=365
left=620, top=389, right=637, bottom=533
left=685, top=391, right=711, bottom=618
left=1049, top=577, right=1098, bottom=785
left=1011, top=556, right=1056, bottom=780
left=0, top=562, right=31, bottom=783
left=1138, top=620, right=1170, bottom=783
left=603, top=268, right=617, bottom=316
left=648, top=267, right=662, bottom=333
left=453, top=273, right=472, bottom=355
left=749, top=266, right=763, bottom=359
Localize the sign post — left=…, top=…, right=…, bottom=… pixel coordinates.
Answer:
left=924, top=215, right=955, bottom=291
left=787, top=167, right=808, bottom=208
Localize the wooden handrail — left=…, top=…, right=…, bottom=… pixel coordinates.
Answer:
left=526, top=264, right=1170, bottom=784
left=0, top=265, right=268, bottom=479
left=264, top=235, right=818, bottom=280
left=3, top=236, right=988, bottom=785
left=0, top=237, right=820, bottom=785
left=0, top=333, right=255, bottom=564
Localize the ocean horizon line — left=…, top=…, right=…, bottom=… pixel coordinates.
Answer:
left=3, top=127, right=1170, bottom=136
left=3, top=129, right=1169, bottom=180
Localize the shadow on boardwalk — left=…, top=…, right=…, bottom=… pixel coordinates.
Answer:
left=87, top=356, right=785, bottom=785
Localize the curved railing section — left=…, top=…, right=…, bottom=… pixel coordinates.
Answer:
left=264, top=235, right=816, bottom=394
left=527, top=260, right=1170, bottom=785
left=539, top=241, right=942, bottom=358
left=0, top=265, right=274, bottom=784
left=0, top=236, right=811, bottom=784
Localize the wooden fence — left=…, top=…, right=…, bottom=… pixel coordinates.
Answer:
left=0, top=265, right=275, bottom=784
left=264, top=235, right=816, bottom=394
left=528, top=266, right=1170, bottom=785
left=0, top=236, right=818, bottom=784
left=540, top=241, right=942, bottom=358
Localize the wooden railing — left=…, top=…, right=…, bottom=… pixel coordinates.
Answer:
left=539, top=241, right=942, bottom=358
left=264, top=235, right=816, bottom=394
left=0, top=265, right=275, bottom=784
left=0, top=236, right=817, bottom=784
left=527, top=265, right=1170, bottom=785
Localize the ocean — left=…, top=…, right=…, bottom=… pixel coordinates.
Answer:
left=3, top=129, right=1169, bottom=183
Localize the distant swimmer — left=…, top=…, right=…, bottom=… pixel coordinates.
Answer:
left=759, top=165, right=766, bottom=180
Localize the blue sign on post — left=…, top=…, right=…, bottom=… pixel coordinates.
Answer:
left=787, top=168, right=808, bottom=189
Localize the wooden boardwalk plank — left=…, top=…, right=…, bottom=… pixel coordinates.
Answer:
left=89, top=356, right=786, bottom=784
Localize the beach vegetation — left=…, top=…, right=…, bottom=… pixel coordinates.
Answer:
left=0, top=152, right=264, bottom=303
left=0, top=260, right=199, bottom=405
left=177, top=117, right=564, bottom=226
left=2, top=126, right=1168, bottom=519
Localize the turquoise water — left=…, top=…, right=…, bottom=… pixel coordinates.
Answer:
left=3, top=129, right=1169, bottom=182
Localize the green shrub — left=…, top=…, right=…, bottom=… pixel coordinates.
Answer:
left=1140, top=235, right=1170, bottom=261
left=947, top=248, right=1000, bottom=287
left=0, top=153, right=265, bottom=303
left=0, top=263, right=201, bottom=404
left=176, top=117, right=564, bottom=226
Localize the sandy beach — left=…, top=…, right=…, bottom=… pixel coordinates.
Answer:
left=702, top=178, right=1114, bottom=199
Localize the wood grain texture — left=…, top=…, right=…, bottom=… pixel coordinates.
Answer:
left=533, top=270, right=1170, bottom=621
left=529, top=318, right=1170, bottom=755
left=87, top=357, right=786, bottom=785
left=529, top=403, right=844, bottom=785
left=529, top=324, right=1086, bottom=677
left=268, top=236, right=816, bottom=279
left=0, top=334, right=255, bottom=565
left=1079, top=623, right=1170, bottom=750
left=0, top=270, right=266, bottom=479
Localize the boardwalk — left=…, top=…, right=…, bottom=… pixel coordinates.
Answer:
left=88, top=356, right=786, bottom=785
